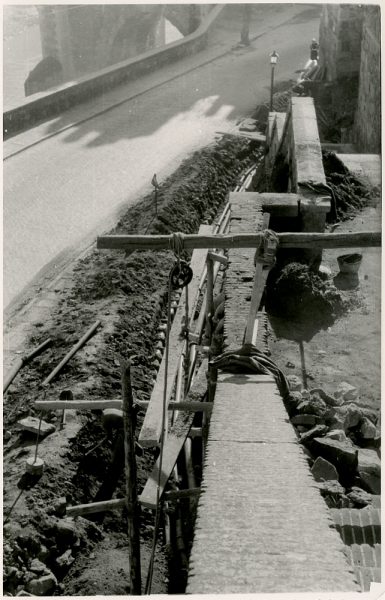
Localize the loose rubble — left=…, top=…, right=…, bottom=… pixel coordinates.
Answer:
left=284, top=375, right=380, bottom=507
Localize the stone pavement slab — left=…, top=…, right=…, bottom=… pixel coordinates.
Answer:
left=187, top=373, right=360, bottom=593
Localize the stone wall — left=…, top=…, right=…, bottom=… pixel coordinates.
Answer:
left=319, top=4, right=364, bottom=81
left=353, top=5, right=381, bottom=153
left=4, top=5, right=223, bottom=139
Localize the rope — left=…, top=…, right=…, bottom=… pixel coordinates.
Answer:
left=254, top=229, right=279, bottom=268
left=145, top=271, right=173, bottom=595
left=169, top=232, right=185, bottom=261
left=210, top=343, right=289, bottom=398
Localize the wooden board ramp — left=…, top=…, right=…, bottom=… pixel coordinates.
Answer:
left=139, top=225, right=211, bottom=448
left=186, top=194, right=359, bottom=593
left=139, top=363, right=207, bottom=509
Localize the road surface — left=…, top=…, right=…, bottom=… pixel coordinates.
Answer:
left=4, top=4, right=320, bottom=311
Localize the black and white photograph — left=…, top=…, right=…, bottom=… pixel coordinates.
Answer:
left=3, top=2, right=381, bottom=596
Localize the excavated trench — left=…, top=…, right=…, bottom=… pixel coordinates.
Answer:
left=3, top=136, right=262, bottom=596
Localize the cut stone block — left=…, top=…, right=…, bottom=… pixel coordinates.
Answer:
left=325, top=429, right=348, bottom=442
left=357, top=449, right=381, bottom=494
left=310, top=437, right=358, bottom=477
left=17, top=417, right=55, bottom=437
left=291, top=414, right=322, bottom=426
left=360, top=418, right=377, bottom=440
left=311, top=457, right=339, bottom=482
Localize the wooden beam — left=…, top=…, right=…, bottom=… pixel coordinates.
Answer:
left=42, top=321, right=101, bottom=386
left=207, top=251, right=228, bottom=265
left=35, top=398, right=212, bottom=413
left=4, top=338, right=52, bottom=393
left=139, top=225, right=211, bottom=448
left=139, top=365, right=207, bottom=509
left=164, top=487, right=201, bottom=501
left=97, top=231, right=381, bottom=252
left=137, top=401, right=213, bottom=413
left=66, top=498, right=126, bottom=517
left=35, top=399, right=122, bottom=411
left=121, top=360, right=141, bottom=595
left=216, top=130, right=266, bottom=142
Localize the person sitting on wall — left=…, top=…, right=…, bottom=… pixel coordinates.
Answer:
left=310, top=38, right=319, bottom=61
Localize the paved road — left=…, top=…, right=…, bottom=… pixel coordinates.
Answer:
left=4, top=4, right=320, bottom=311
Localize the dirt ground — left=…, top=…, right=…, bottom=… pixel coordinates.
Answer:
left=268, top=202, right=381, bottom=416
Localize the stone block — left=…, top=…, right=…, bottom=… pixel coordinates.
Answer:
left=347, top=486, right=373, bottom=507
left=310, top=437, right=358, bottom=477
left=311, top=456, right=339, bottom=482
left=360, top=418, right=377, bottom=440
left=300, top=424, right=328, bottom=445
left=286, top=374, right=302, bottom=391
left=310, top=387, right=343, bottom=407
left=357, top=449, right=381, bottom=494
left=334, top=381, right=358, bottom=402
left=296, top=397, right=327, bottom=417
left=17, top=417, right=55, bottom=437
left=290, top=414, right=322, bottom=426
left=27, top=573, right=57, bottom=596
left=325, top=429, right=347, bottom=442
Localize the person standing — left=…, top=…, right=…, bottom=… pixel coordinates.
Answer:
left=310, top=38, right=319, bottom=60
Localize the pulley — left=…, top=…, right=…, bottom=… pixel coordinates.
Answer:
left=170, top=260, right=193, bottom=289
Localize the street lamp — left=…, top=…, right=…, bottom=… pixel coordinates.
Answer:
left=270, top=50, right=279, bottom=112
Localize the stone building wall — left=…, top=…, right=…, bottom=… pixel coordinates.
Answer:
left=319, top=4, right=364, bottom=81
left=353, top=5, right=381, bottom=153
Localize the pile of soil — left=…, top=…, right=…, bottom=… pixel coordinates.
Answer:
left=266, top=262, right=350, bottom=337
left=3, top=136, right=262, bottom=596
left=322, top=151, right=378, bottom=221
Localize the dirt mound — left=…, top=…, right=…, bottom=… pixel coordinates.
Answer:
left=322, top=151, right=377, bottom=221
left=266, top=262, right=349, bottom=339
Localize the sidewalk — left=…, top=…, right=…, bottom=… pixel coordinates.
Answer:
left=4, top=4, right=317, bottom=159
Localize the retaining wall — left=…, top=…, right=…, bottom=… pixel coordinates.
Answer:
left=4, top=5, right=224, bottom=139
left=353, top=6, right=381, bottom=153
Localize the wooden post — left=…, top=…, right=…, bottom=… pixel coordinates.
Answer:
left=205, top=256, right=214, bottom=344
left=121, top=360, right=141, bottom=595
left=299, top=341, right=308, bottom=389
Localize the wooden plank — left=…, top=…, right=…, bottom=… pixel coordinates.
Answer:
left=244, top=214, right=271, bottom=345
left=137, top=401, right=213, bottom=413
left=97, top=231, right=381, bottom=252
left=139, top=364, right=207, bottom=509
left=216, top=130, right=266, bottom=142
left=139, top=226, right=212, bottom=448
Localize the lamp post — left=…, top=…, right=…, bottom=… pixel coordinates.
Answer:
left=270, top=50, right=279, bottom=112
